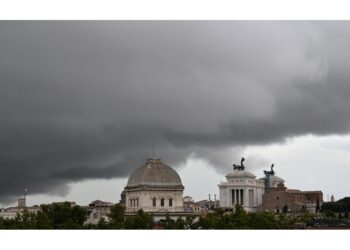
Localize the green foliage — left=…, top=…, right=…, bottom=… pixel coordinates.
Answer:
left=124, top=209, right=154, bottom=229
left=40, top=202, right=88, bottom=229
left=321, top=197, right=350, bottom=215
left=0, top=202, right=88, bottom=229
left=3, top=201, right=349, bottom=229
left=35, top=211, right=53, bottom=229
left=108, top=204, right=125, bottom=229
left=96, top=218, right=111, bottom=229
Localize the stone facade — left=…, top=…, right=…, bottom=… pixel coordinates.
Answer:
left=84, top=200, right=114, bottom=225
left=257, top=183, right=323, bottom=213
left=125, top=189, right=184, bottom=213
left=218, top=170, right=265, bottom=212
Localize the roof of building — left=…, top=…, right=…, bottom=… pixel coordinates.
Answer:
left=126, top=158, right=184, bottom=190
left=226, top=170, right=256, bottom=179
left=286, top=189, right=303, bottom=193
left=259, top=175, right=285, bottom=183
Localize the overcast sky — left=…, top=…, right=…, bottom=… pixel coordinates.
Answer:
left=1, top=21, right=350, bottom=207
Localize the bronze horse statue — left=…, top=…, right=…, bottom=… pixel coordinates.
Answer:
left=233, top=157, right=245, bottom=171
left=264, top=164, right=275, bottom=176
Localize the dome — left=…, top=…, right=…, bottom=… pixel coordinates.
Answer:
left=125, top=158, right=184, bottom=190
left=259, top=175, right=285, bottom=183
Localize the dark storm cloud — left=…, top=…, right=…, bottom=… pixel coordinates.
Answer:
left=1, top=21, right=350, bottom=203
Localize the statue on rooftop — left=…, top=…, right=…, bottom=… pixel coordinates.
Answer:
left=264, top=163, right=275, bottom=176
left=233, top=157, right=245, bottom=171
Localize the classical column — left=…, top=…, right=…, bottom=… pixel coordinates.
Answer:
left=232, top=189, right=235, bottom=205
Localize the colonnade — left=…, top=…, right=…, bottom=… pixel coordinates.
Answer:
left=231, top=189, right=244, bottom=205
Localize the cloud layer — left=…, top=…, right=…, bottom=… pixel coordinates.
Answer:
left=1, top=21, right=350, bottom=203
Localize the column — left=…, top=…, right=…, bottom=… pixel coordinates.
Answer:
left=236, top=189, right=240, bottom=205
left=232, top=189, right=235, bottom=205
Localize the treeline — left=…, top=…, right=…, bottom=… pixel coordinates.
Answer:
left=0, top=202, right=89, bottom=229
left=2, top=201, right=350, bottom=229
left=321, top=197, right=350, bottom=218
left=0, top=202, right=315, bottom=229
left=0, top=202, right=154, bottom=229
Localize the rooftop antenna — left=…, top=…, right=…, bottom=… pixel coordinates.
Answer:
left=24, top=188, right=28, bottom=200
left=152, top=142, right=155, bottom=159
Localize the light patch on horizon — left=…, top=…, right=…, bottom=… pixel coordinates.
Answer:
left=244, top=134, right=350, bottom=201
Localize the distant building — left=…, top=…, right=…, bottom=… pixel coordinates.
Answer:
left=183, top=196, right=195, bottom=212
left=193, top=199, right=220, bottom=214
left=0, top=197, right=40, bottom=219
left=85, top=200, right=114, bottom=225
left=257, top=182, right=323, bottom=214
left=17, top=198, right=26, bottom=208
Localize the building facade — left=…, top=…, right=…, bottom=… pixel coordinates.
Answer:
left=218, top=159, right=323, bottom=214
left=218, top=169, right=265, bottom=212
left=85, top=200, right=114, bottom=225
left=257, top=182, right=323, bottom=214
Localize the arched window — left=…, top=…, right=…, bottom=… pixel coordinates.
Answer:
left=161, top=198, right=164, bottom=207
left=132, top=199, right=135, bottom=207
left=153, top=198, right=156, bottom=207
left=169, top=198, right=173, bottom=207
left=136, top=199, right=139, bottom=207
left=130, top=199, right=132, bottom=207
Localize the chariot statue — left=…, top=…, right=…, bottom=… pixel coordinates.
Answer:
left=264, top=164, right=275, bottom=176
left=233, top=157, right=245, bottom=171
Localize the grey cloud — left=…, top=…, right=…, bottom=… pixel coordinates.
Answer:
left=1, top=21, right=350, bottom=203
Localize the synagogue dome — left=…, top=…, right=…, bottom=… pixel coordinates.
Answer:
left=126, top=158, right=184, bottom=190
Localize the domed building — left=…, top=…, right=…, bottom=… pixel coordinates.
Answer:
left=124, top=158, right=185, bottom=217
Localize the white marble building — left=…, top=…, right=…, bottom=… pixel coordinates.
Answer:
left=218, top=160, right=285, bottom=212
left=218, top=169, right=265, bottom=212
left=124, top=158, right=189, bottom=220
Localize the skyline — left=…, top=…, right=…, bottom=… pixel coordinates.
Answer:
left=1, top=21, right=350, bottom=206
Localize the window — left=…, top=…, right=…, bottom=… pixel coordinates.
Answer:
left=161, top=198, right=165, bottom=207
left=169, top=198, right=173, bottom=207
left=153, top=198, right=156, bottom=207
left=130, top=199, right=132, bottom=207
left=136, top=199, right=139, bottom=207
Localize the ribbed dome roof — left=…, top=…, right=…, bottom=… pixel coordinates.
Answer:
left=259, top=175, right=285, bottom=183
left=126, top=158, right=184, bottom=190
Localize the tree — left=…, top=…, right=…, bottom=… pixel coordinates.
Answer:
left=316, top=199, right=320, bottom=213
left=108, top=204, right=125, bottom=229
left=124, top=209, right=154, bottom=229
left=40, top=202, right=88, bottom=229
left=35, top=211, right=53, bottom=229
left=163, top=213, right=175, bottom=229
left=97, top=217, right=110, bottom=229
